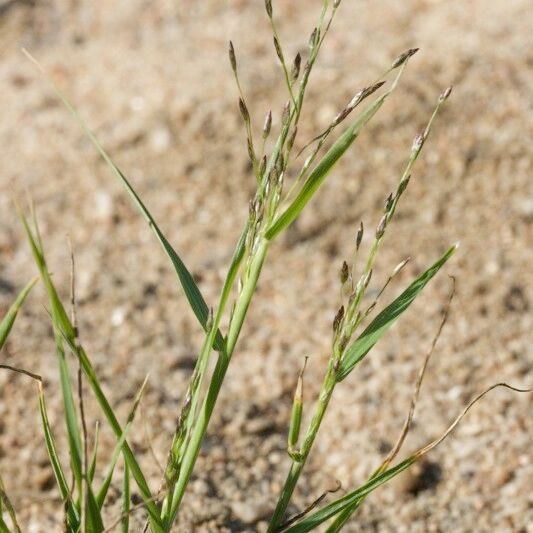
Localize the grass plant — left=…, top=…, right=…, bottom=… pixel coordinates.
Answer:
left=0, top=1, right=530, bottom=531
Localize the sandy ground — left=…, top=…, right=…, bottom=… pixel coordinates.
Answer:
left=0, top=0, right=531, bottom=531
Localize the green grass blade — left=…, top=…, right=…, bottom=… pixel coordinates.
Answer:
left=23, top=50, right=224, bottom=352
left=20, top=210, right=84, bottom=495
left=86, top=488, right=105, bottom=533
left=121, top=463, right=131, bottom=533
left=337, top=244, right=457, bottom=382
left=88, top=421, right=100, bottom=484
left=0, top=277, right=38, bottom=350
left=0, top=473, right=21, bottom=533
left=0, top=515, right=9, bottom=533
left=55, top=334, right=84, bottom=496
left=96, top=376, right=148, bottom=509
left=37, top=383, right=80, bottom=530
left=19, top=212, right=164, bottom=532
left=283, top=457, right=417, bottom=533
left=59, top=340, right=163, bottom=530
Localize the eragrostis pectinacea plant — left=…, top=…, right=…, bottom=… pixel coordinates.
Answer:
left=0, top=0, right=530, bottom=531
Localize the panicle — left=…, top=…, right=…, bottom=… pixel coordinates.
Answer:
left=340, top=261, right=349, bottom=284
left=265, top=0, right=273, bottom=18
left=228, top=41, right=237, bottom=73
left=376, top=214, right=388, bottom=239
left=333, top=305, right=345, bottom=332
left=282, top=100, right=291, bottom=124
left=391, top=47, right=419, bottom=69
left=439, top=85, right=453, bottom=102
left=263, top=110, right=272, bottom=139
left=356, top=221, right=364, bottom=250
left=239, top=98, right=250, bottom=123
left=291, top=52, right=302, bottom=82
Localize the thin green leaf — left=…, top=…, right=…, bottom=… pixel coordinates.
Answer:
left=337, top=244, right=457, bottom=382
left=20, top=212, right=164, bottom=532
left=20, top=210, right=84, bottom=494
left=121, top=463, right=131, bottom=533
left=0, top=277, right=38, bottom=350
left=0, top=472, right=21, bottom=533
left=88, top=422, right=100, bottom=484
left=85, top=489, right=105, bottom=533
left=0, top=514, right=9, bottom=533
left=38, top=383, right=80, bottom=530
left=96, top=376, right=148, bottom=509
left=55, top=334, right=83, bottom=496
left=23, top=50, right=224, bottom=351
left=283, top=457, right=417, bottom=532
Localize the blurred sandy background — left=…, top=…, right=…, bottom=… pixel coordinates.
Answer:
left=0, top=0, right=531, bottom=531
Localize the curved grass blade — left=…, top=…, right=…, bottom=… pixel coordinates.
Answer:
left=88, top=422, right=100, bottom=484
left=0, top=472, right=21, bottom=533
left=0, top=277, right=38, bottom=350
left=38, top=382, right=80, bottom=530
left=337, top=244, right=458, bottom=382
left=19, top=212, right=164, bottom=532
left=0, top=514, right=9, bottom=533
left=23, top=49, right=224, bottom=352
left=96, top=376, right=148, bottom=509
left=56, top=335, right=84, bottom=502
left=19, top=209, right=84, bottom=496
left=284, top=384, right=530, bottom=532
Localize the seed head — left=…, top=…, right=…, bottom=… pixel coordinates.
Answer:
left=392, top=257, right=410, bottom=277
left=291, top=52, right=302, bottom=82
left=333, top=0, right=342, bottom=7
left=263, top=110, right=272, bottom=139
left=340, top=261, right=349, bottom=284
left=363, top=269, right=373, bottom=289
left=238, top=97, right=250, bottom=123
left=309, top=27, right=319, bottom=49
left=333, top=305, right=345, bottom=332
left=259, top=155, right=267, bottom=176
left=276, top=152, right=285, bottom=175
left=338, top=335, right=348, bottom=353
left=356, top=221, right=364, bottom=249
left=391, top=47, right=419, bottom=69
left=249, top=198, right=256, bottom=218
left=412, top=132, right=425, bottom=154
left=348, top=81, right=386, bottom=110
left=376, top=214, right=388, bottom=239
left=228, top=41, right=237, bottom=73
left=384, top=193, right=394, bottom=213
left=333, top=106, right=351, bottom=127
left=273, top=36, right=284, bottom=63
left=439, top=85, right=453, bottom=102
left=247, top=138, right=255, bottom=162
left=282, top=100, right=291, bottom=124
left=397, top=175, right=411, bottom=196
left=287, top=126, right=298, bottom=152
left=265, top=0, right=273, bottom=18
